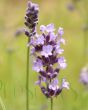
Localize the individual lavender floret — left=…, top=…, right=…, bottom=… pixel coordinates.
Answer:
left=24, top=1, right=39, bottom=37
left=49, top=32, right=56, bottom=42
left=40, top=24, right=55, bottom=33
left=41, top=45, right=53, bottom=57
left=62, top=79, right=70, bottom=89
left=36, top=35, right=45, bottom=45
left=58, top=57, right=67, bottom=69
left=31, top=24, right=69, bottom=98
left=58, top=27, right=64, bottom=36
left=80, top=65, right=88, bottom=85
left=33, top=59, right=43, bottom=72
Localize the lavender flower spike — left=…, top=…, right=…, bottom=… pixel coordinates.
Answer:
left=24, top=1, right=39, bottom=38
left=24, top=2, right=39, bottom=110
left=30, top=23, right=69, bottom=98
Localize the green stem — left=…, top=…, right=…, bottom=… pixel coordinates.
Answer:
left=26, top=38, right=30, bottom=110
left=51, top=98, right=53, bottom=110
left=50, top=78, right=53, bottom=110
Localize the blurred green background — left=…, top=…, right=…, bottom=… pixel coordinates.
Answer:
left=0, top=0, right=88, bottom=110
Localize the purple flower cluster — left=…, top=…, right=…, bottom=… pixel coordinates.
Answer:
left=30, top=24, right=69, bottom=98
left=24, top=1, right=39, bottom=38
left=67, top=0, right=80, bottom=11
left=80, top=65, right=88, bottom=85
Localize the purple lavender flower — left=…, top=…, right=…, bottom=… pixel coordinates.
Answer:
left=41, top=45, right=53, bottom=57
left=30, top=24, right=69, bottom=98
left=58, top=57, right=67, bottom=69
left=36, top=35, right=44, bottom=45
left=56, top=48, right=64, bottom=54
left=33, top=59, right=43, bottom=72
left=40, top=24, right=55, bottom=33
left=49, top=79, right=59, bottom=91
left=49, top=32, right=56, bottom=42
left=30, top=47, right=35, bottom=55
left=24, top=2, right=39, bottom=110
left=40, top=25, right=47, bottom=33
left=80, top=65, right=88, bottom=85
left=46, top=24, right=55, bottom=32
left=24, top=1, right=39, bottom=38
left=39, top=78, right=69, bottom=98
left=35, top=75, right=46, bottom=85
left=55, top=41, right=64, bottom=54
left=59, top=38, right=65, bottom=44
left=58, top=27, right=64, bottom=36
left=62, top=79, right=70, bottom=89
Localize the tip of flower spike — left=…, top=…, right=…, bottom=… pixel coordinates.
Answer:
left=25, top=1, right=39, bottom=36
left=40, top=24, right=55, bottom=33
left=27, top=1, right=32, bottom=7
left=46, top=24, right=55, bottom=32
left=27, top=1, right=39, bottom=11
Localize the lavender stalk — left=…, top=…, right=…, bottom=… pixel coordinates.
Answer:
left=26, top=39, right=30, bottom=110
left=0, top=96, right=7, bottom=110
left=30, top=24, right=69, bottom=110
left=51, top=97, right=53, bottom=110
left=24, top=1, right=39, bottom=110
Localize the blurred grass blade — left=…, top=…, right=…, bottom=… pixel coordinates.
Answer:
left=0, top=96, right=6, bottom=110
